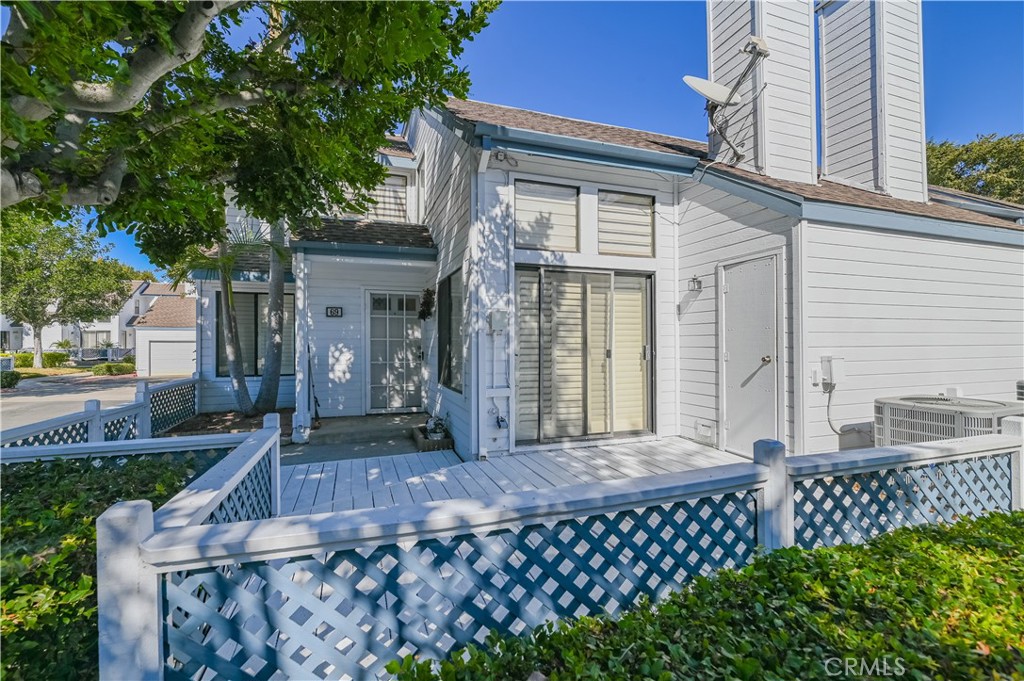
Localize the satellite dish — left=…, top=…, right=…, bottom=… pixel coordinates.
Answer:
left=683, top=76, right=741, bottom=107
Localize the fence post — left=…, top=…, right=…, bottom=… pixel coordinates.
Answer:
left=754, top=439, right=793, bottom=550
left=85, top=399, right=103, bottom=442
left=191, top=371, right=200, bottom=417
left=264, top=413, right=282, bottom=516
left=97, top=500, right=163, bottom=681
left=136, top=381, right=153, bottom=439
left=1003, top=416, right=1023, bottom=511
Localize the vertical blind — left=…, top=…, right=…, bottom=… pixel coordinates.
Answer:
left=514, top=181, right=579, bottom=251
left=515, top=268, right=651, bottom=443
left=216, top=293, right=295, bottom=376
left=438, top=270, right=464, bottom=392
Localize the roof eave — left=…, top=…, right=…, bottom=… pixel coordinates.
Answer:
left=292, top=241, right=438, bottom=261
left=471, top=122, right=701, bottom=177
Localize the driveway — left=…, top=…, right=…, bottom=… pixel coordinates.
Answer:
left=0, top=375, right=151, bottom=430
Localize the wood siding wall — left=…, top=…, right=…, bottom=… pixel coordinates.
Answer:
left=801, top=223, right=1024, bottom=452
left=819, top=0, right=927, bottom=202
left=409, top=109, right=475, bottom=456
left=676, top=181, right=798, bottom=451
left=708, top=0, right=816, bottom=184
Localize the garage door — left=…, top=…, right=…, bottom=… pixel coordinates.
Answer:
left=149, top=341, right=196, bottom=376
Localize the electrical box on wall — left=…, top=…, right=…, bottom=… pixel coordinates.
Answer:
left=820, top=355, right=845, bottom=385
left=488, top=310, right=509, bottom=334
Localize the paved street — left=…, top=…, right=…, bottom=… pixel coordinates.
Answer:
left=0, top=375, right=150, bottom=431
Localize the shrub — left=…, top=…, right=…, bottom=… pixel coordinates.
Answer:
left=42, top=351, right=69, bottom=368
left=0, top=370, right=21, bottom=388
left=392, top=512, right=1024, bottom=681
left=1, top=457, right=190, bottom=680
left=14, top=352, right=32, bottom=368
left=90, top=362, right=135, bottom=376
left=121, top=353, right=136, bottom=366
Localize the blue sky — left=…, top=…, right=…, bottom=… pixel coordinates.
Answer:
left=12, top=1, right=1024, bottom=272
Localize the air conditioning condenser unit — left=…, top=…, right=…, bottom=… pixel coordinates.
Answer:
left=874, top=395, right=1024, bottom=447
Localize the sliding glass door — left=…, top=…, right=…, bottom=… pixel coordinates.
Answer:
left=515, top=268, right=652, bottom=443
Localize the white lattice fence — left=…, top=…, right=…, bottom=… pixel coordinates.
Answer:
left=2, top=419, right=90, bottom=447
left=150, top=377, right=199, bottom=434
left=160, top=490, right=758, bottom=680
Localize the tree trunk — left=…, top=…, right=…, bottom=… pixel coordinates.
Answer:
left=218, top=242, right=257, bottom=416
left=254, top=221, right=285, bottom=413
left=32, top=327, right=42, bottom=368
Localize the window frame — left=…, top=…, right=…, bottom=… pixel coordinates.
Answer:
left=513, top=179, right=581, bottom=253
left=596, top=189, right=656, bottom=257
left=215, top=291, right=296, bottom=378
left=437, top=269, right=464, bottom=393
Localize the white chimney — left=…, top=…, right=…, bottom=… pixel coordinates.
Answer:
left=818, top=0, right=928, bottom=203
left=706, top=0, right=817, bottom=185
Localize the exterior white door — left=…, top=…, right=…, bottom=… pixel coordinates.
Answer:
left=722, top=256, right=778, bottom=456
left=149, top=340, right=196, bottom=376
left=368, top=293, right=423, bottom=412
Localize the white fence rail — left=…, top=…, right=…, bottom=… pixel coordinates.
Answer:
left=96, top=429, right=1023, bottom=681
left=1, top=374, right=199, bottom=448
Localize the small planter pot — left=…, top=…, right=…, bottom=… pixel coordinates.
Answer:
left=413, top=425, right=454, bottom=452
left=426, top=431, right=446, bottom=441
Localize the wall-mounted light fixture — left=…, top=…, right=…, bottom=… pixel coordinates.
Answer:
left=687, top=276, right=703, bottom=292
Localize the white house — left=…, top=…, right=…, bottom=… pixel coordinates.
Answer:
left=128, top=294, right=198, bottom=376
left=196, top=0, right=1024, bottom=459
left=14, top=280, right=190, bottom=356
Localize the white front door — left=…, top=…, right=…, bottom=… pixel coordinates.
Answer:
left=722, top=256, right=778, bottom=456
left=368, top=292, right=423, bottom=413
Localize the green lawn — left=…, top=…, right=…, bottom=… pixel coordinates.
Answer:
left=13, top=367, right=91, bottom=379
left=393, top=512, right=1024, bottom=681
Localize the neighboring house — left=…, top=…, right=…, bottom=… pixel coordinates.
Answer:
left=128, top=295, right=198, bottom=377
left=0, top=315, right=25, bottom=352
left=17, top=280, right=193, bottom=357
left=196, top=0, right=1024, bottom=458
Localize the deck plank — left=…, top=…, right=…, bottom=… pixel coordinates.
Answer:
left=280, top=464, right=309, bottom=514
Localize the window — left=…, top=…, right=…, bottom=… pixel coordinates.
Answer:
left=82, top=330, right=111, bottom=348
left=515, top=181, right=579, bottom=251
left=598, top=191, right=654, bottom=256
left=437, top=269, right=463, bottom=392
left=367, top=175, right=408, bottom=222
left=216, top=293, right=296, bottom=377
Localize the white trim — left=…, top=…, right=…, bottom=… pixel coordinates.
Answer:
left=792, top=219, right=808, bottom=454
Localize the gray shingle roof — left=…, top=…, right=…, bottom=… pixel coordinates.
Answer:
left=294, top=218, right=435, bottom=249
left=445, top=98, right=1022, bottom=232
left=130, top=296, right=196, bottom=328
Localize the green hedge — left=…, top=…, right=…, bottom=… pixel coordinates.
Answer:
left=90, top=362, right=135, bottom=376
left=120, top=354, right=136, bottom=366
left=1, top=458, right=190, bottom=680
left=1, top=370, right=22, bottom=388
left=392, top=512, right=1024, bottom=681
left=12, top=351, right=69, bottom=368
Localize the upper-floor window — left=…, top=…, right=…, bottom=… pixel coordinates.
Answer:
left=597, top=191, right=654, bottom=257
left=367, top=174, right=408, bottom=222
left=515, top=181, right=579, bottom=251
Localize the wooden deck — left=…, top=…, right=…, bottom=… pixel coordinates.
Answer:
left=281, top=437, right=747, bottom=516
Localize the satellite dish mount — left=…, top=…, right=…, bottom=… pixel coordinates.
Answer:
left=683, top=36, right=770, bottom=163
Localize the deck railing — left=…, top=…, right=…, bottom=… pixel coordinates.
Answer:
left=97, top=429, right=1023, bottom=681
left=1, top=374, right=199, bottom=447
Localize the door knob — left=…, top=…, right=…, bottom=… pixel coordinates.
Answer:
left=761, top=355, right=772, bottom=364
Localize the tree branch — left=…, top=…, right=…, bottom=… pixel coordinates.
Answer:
left=60, top=151, right=128, bottom=206
left=57, top=1, right=240, bottom=113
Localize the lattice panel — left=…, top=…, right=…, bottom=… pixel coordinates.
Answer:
left=2, top=421, right=89, bottom=448
left=103, top=414, right=139, bottom=441
left=152, top=383, right=198, bottom=433
left=794, top=453, right=1013, bottom=549
left=163, top=492, right=757, bottom=681
left=203, top=454, right=273, bottom=525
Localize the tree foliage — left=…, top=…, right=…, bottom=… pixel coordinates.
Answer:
left=927, top=134, right=1024, bottom=204
left=2, top=0, right=497, bottom=266
left=0, top=210, right=136, bottom=367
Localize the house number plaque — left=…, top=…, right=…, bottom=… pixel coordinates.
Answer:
left=325, top=307, right=343, bottom=318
